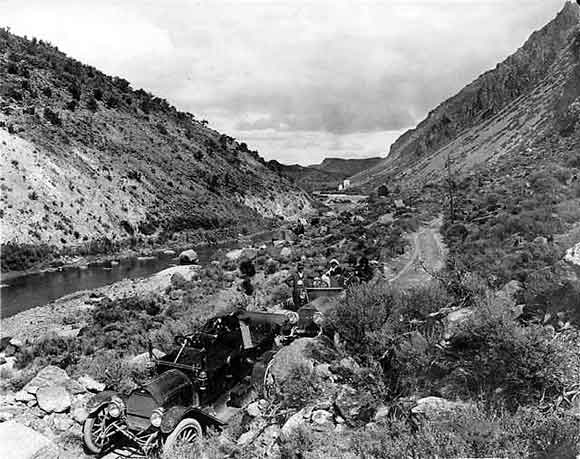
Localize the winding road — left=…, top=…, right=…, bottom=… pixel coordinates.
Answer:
left=388, top=216, right=446, bottom=287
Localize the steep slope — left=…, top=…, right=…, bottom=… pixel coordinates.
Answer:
left=0, top=29, right=312, bottom=253
left=353, top=1, right=580, bottom=188
left=270, top=157, right=382, bottom=192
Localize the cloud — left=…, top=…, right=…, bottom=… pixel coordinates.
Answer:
left=0, top=0, right=568, bottom=164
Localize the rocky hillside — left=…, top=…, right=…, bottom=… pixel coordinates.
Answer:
left=270, top=157, right=382, bottom=192
left=0, top=29, right=312, bottom=254
left=352, top=1, right=580, bottom=188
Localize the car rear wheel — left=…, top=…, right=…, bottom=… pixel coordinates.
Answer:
left=164, top=418, right=203, bottom=452
left=83, top=408, right=110, bottom=454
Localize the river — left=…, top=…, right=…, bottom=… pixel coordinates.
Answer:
left=1, top=232, right=276, bottom=319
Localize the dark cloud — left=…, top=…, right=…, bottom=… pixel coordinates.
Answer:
left=1, top=0, right=568, bottom=163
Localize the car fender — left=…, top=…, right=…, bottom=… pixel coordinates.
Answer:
left=85, top=390, right=118, bottom=415
left=160, top=406, right=226, bottom=434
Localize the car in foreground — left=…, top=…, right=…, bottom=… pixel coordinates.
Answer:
left=82, top=310, right=286, bottom=456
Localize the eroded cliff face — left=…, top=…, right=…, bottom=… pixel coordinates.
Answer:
left=353, top=2, right=580, bottom=187
left=0, top=29, right=311, bottom=248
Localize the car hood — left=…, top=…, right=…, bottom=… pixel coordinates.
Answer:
left=143, top=369, right=193, bottom=405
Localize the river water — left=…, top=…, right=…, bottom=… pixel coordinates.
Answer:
left=1, top=232, right=276, bottom=319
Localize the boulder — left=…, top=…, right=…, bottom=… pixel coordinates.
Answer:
left=36, top=385, right=73, bottom=414
left=9, top=338, right=23, bottom=348
left=0, top=422, right=54, bottom=459
left=444, top=308, right=474, bottom=340
left=565, top=242, right=580, bottom=266
left=52, top=413, right=75, bottom=431
left=225, top=249, right=243, bottom=262
left=311, top=409, right=334, bottom=429
left=280, top=247, right=292, bottom=260
left=178, top=249, right=199, bottom=265
left=281, top=408, right=308, bottom=439
left=411, top=396, right=472, bottom=419
left=246, top=401, right=263, bottom=418
left=15, top=390, right=35, bottom=403
left=241, top=248, right=258, bottom=260
left=77, top=375, right=105, bottom=393
left=23, top=366, right=70, bottom=395
left=334, top=386, right=376, bottom=426
left=267, top=338, right=336, bottom=387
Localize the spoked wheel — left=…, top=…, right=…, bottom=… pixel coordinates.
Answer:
left=164, top=418, right=203, bottom=452
left=83, top=408, right=111, bottom=454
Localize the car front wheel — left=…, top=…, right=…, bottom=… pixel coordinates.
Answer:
left=164, top=418, right=203, bottom=452
left=83, top=408, right=111, bottom=454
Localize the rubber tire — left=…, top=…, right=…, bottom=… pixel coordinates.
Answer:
left=83, top=411, right=108, bottom=455
left=164, top=418, right=203, bottom=452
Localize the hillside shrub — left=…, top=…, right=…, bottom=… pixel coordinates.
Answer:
left=1, top=242, right=55, bottom=271
left=43, top=107, right=61, bottom=126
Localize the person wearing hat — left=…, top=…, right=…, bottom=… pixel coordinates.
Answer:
left=285, top=261, right=309, bottom=310
left=326, top=258, right=343, bottom=287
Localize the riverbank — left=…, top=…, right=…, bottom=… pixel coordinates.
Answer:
left=0, top=222, right=280, bottom=282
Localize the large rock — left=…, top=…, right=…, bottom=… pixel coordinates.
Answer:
left=334, top=386, right=376, bottom=426
left=411, top=396, right=472, bottom=419
left=564, top=242, right=580, bottom=266
left=281, top=408, right=309, bottom=439
left=36, top=385, right=73, bottom=413
left=0, top=422, right=53, bottom=459
left=77, top=375, right=105, bottom=393
left=279, top=247, right=292, bottom=260
left=267, top=338, right=336, bottom=386
left=23, top=366, right=73, bottom=395
left=225, top=249, right=243, bottom=262
left=444, top=308, right=474, bottom=340
left=241, top=248, right=258, bottom=260
left=178, top=249, right=199, bottom=265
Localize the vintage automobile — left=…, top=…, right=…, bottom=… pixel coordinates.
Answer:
left=82, top=310, right=287, bottom=456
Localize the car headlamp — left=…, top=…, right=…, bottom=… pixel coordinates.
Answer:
left=107, top=397, right=124, bottom=418
left=150, top=407, right=165, bottom=428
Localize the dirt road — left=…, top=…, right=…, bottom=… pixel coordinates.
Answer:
left=388, top=216, right=446, bottom=287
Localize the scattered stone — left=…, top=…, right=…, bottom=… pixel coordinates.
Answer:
left=338, top=357, right=361, bottom=374
left=411, top=396, right=472, bottom=419
left=334, top=387, right=376, bottom=426
left=77, top=375, right=105, bottom=393
left=0, top=411, right=15, bottom=422
left=246, top=401, right=262, bottom=418
left=373, top=405, right=390, bottom=421
left=9, top=338, right=23, bottom=348
left=178, top=249, right=199, bottom=265
left=241, top=248, right=258, bottom=260
left=565, top=242, right=580, bottom=266
left=0, top=421, right=53, bottom=459
left=15, top=391, right=35, bottom=403
left=280, top=247, right=292, bottom=260
left=52, top=413, right=74, bottom=431
left=237, top=430, right=257, bottom=446
left=4, top=344, right=16, bottom=357
left=26, top=400, right=37, bottom=408
left=225, top=249, right=243, bottom=262
left=36, top=385, right=73, bottom=414
left=444, top=308, right=474, bottom=340
left=162, top=249, right=176, bottom=256
left=281, top=408, right=308, bottom=439
left=311, top=409, right=334, bottom=428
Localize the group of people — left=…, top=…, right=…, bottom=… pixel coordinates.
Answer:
left=285, top=256, right=375, bottom=309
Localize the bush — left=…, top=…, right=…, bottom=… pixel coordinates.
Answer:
left=441, top=300, right=572, bottom=407
left=279, top=406, right=580, bottom=459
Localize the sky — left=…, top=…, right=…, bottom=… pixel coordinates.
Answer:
left=0, top=0, right=569, bottom=165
